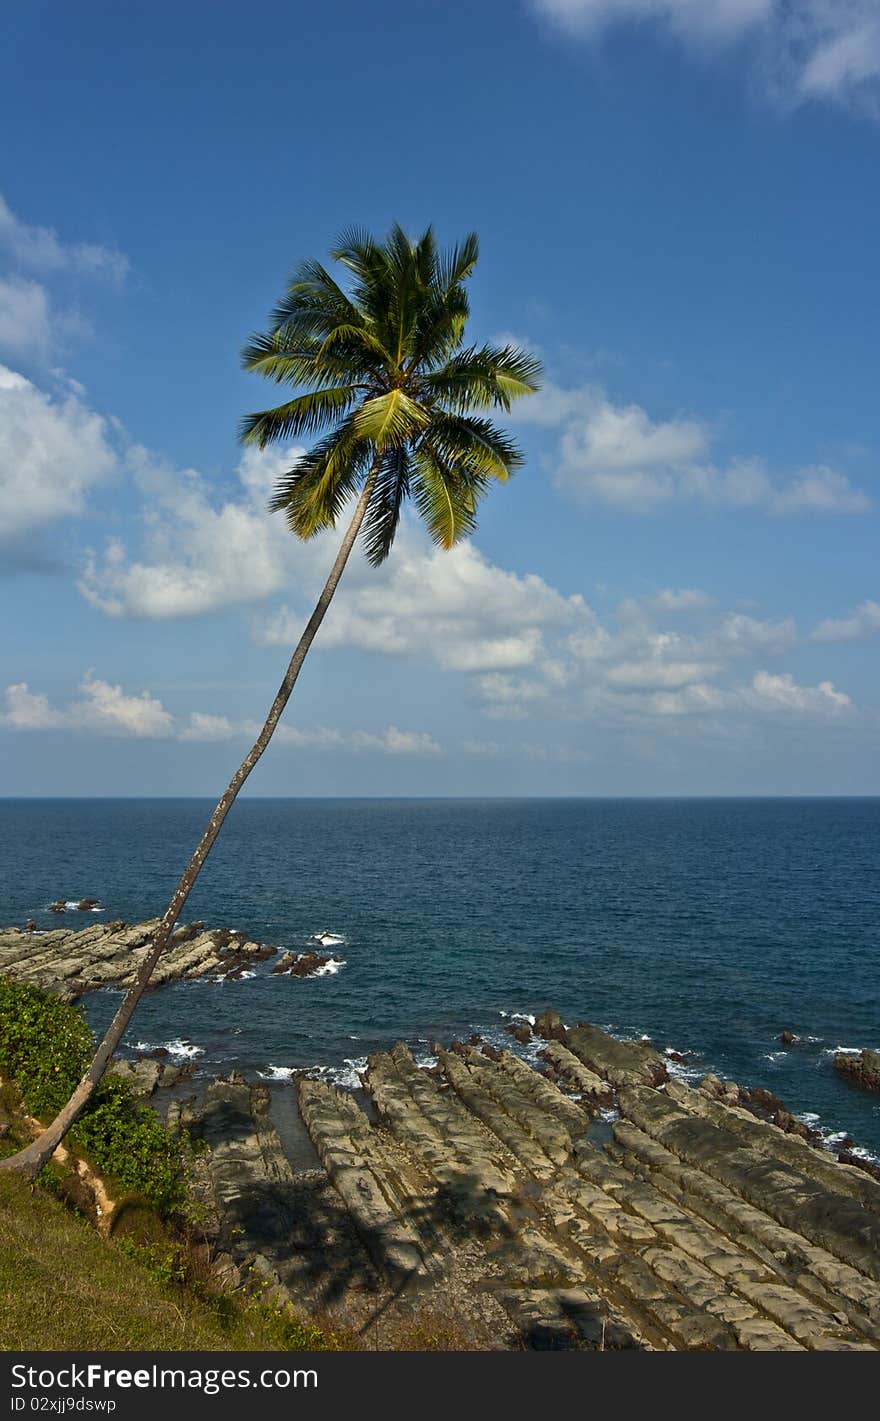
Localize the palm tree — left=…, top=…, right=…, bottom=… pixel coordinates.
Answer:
left=1, top=223, right=541, bottom=1179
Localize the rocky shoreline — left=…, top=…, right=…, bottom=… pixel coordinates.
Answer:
left=143, top=1014, right=880, bottom=1351
left=4, top=919, right=879, bottom=1349
left=0, top=919, right=339, bottom=1001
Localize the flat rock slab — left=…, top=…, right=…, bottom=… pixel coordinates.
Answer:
left=0, top=920, right=277, bottom=1000
left=183, top=1019, right=880, bottom=1352
left=565, top=1023, right=668, bottom=1089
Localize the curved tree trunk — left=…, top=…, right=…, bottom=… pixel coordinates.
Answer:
left=1, top=462, right=380, bottom=1181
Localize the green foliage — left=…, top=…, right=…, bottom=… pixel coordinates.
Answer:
left=0, top=979, right=188, bottom=1216
left=0, top=978, right=92, bottom=1117
left=241, top=222, right=543, bottom=566
left=117, top=1238, right=188, bottom=1288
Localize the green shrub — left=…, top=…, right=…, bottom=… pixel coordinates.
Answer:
left=0, top=979, right=188, bottom=1217
left=117, top=1238, right=188, bottom=1288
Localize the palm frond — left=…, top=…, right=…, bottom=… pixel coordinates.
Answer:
left=436, top=232, right=479, bottom=294
left=361, top=447, right=410, bottom=566
left=421, top=344, right=543, bottom=412
left=423, top=414, right=524, bottom=481
left=315, top=323, right=395, bottom=372
left=240, top=386, right=362, bottom=446
left=331, top=226, right=380, bottom=278
left=413, top=226, right=438, bottom=287
left=267, top=419, right=372, bottom=539
left=353, top=389, right=429, bottom=447
left=271, top=259, right=363, bottom=332
left=410, top=444, right=484, bottom=550
left=242, top=324, right=387, bottom=388
left=408, top=284, right=470, bottom=370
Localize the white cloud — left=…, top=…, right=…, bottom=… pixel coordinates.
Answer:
left=274, top=723, right=442, bottom=755
left=531, top=0, right=771, bottom=42
left=611, top=668, right=852, bottom=719
left=811, top=599, right=880, bottom=643
left=2, top=676, right=441, bottom=754
left=606, top=658, right=719, bottom=689
left=71, top=673, right=176, bottom=737
left=2, top=674, right=175, bottom=738
left=69, top=420, right=861, bottom=739
left=517, top=383, right=870, bottom=514
left=3, top=683, right=65, bottom=730
left=0, top=194, right=128, bottom=284
left=476, top=671, right=553, bottom=720
left=80, top=444, right=311, bottom=618
left=770, top=465, right=871, bottom=514
left=0, top=365, right=118, bottom=541
left=711, top=612, right=797, bottom=653
left=559, top=393, right=708, bottom=490
left=530, top=0, right=880, bottom=116
left=0, top=278, right=51, bottom=357
left=745, top=669, right=852, bottom=713
left=258, top=527, right=587, bottom=674
left=649, top=587, right=715, bottom=612
left=178, top=712, right=238, bottom=741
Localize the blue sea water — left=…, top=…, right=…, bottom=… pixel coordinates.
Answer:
left=1, top=797, right=878, bottom=1156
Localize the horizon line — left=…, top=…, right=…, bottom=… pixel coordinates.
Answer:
left=2, top=794, right=879, bottom=803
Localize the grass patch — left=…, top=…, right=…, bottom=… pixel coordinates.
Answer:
left=0, top=1171, right=345, bottom=1351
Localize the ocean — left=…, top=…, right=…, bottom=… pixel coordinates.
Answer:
left=1, top=796, right=878, bottom=1157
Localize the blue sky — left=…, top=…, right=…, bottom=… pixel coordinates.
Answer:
left=1, top=0, right=878, bottom=795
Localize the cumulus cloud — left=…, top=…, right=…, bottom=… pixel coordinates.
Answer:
left=79, top=444, right=312, bottom=617
left=178, top=711, right=238, bottom=742
left=180, top=715, right=442, bottom=755
left=2, top=683, right=65, bottom=731
left=606, top=658, right=720, bottom=689
left=3, top=674, right=175, bottom=738
left=273, top=723, right=442, bottom=755
left=516, top=382, right=870, bottom=514
left=0, top=365, right=118, bottom=544
left=529, top=0, right=880, bottom=116
left=70, top=416, right=860, bottom=738
left=711, top=612, right=797, bottom=653
left=746, top=669, right=852, bottom=712
left=258, top=530, right=586, bottom=673
left=811, top=599, right=880, bottom=643
left=0, top=194, right=128, bottom=284
left=2, top=676, right=441, bottom=755
left=614, top=669, right=852, bottom=719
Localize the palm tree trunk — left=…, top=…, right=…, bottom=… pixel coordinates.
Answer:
left=1, top=461, right=380, bottom=1181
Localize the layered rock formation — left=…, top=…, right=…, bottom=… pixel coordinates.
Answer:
left=0, top=920, right=276, bottom=1000
left=184, top=1019, right=880, bottom=1351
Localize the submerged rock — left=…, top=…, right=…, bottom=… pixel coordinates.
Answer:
left=534, top=1009, right=567, bottom=1042
left=271, top=949, right=337, bottom=978
left=506, top=1023, right=532, bottom=1045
